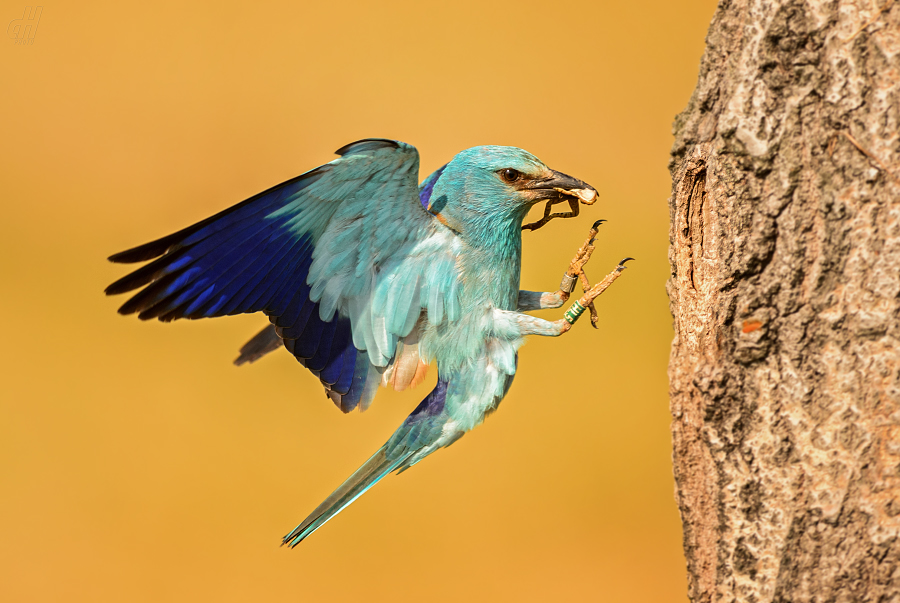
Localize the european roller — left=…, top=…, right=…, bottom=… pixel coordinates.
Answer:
left=106, top=139, right=631, bottom=546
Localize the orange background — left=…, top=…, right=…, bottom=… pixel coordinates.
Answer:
left=1, top=1, right=715, bottom=601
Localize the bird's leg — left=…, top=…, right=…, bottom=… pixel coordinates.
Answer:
left=558, top=220, right=605, bottom=325
left=556, top=257, right=634, bottom=333
left=521, top=197, right=580, bottom=231
left=503, top=257, right=633, bottom=337
left=516, top=219, right=606, bottom=313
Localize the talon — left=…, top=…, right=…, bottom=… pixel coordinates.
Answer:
left=618, top=257, right=635, bottom=267
left=591, top=219, right=606, bottom=230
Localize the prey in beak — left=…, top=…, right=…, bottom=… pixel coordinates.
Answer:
left=520, top=170, right=598, bottom=232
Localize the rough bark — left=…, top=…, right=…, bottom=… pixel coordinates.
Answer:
left=667, top=0, right=900, bottom=601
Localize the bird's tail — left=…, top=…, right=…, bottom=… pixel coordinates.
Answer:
left=283, top=380, right=453, bottom=546
left=282, top=446, right=413, bottom=547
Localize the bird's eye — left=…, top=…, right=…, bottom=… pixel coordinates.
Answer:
left=500, top=168, right=522, bottom=183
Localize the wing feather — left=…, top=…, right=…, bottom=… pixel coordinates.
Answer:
left=107, top=139, right=461, bottom=412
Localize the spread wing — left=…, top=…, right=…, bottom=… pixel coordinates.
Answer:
left=106, top=139, right=462, bottom=412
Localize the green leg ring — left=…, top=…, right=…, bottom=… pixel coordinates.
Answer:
left=564, top=300, right=586, bottom=325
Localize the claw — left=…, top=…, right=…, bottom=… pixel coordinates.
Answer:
left=618, top=257, right=635, bottom=267
left=587, top=220, right=606, bottom=244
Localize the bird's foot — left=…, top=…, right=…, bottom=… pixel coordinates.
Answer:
left=554, top=219, right=605, bottom=324
left=559, top=257, right=634, bottom=331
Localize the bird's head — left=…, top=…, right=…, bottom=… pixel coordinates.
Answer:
left=425, top=146, right=597, bottom=241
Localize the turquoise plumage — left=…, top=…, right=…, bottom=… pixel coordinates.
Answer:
left=106, top=139, right=630, bottom=545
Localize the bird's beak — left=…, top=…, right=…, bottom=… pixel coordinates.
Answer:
left=522, top=170, right=598, bottom=205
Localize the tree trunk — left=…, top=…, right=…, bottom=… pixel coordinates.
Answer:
left=667, top=0, right=900, bottom=601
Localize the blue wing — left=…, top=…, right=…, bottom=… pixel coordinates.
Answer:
left=106, top=139, right=462, bottom=412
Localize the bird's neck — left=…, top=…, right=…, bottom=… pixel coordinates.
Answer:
left=457, top=216, right=524, bottom=309
left=461, top=210, right=523, bottom=258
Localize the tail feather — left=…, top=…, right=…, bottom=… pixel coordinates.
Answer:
left=283, top=379, right=453, bottom=546
left=282, top=446, right=412, bottom=547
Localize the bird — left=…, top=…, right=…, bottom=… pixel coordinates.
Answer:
left=105, top=138, right=632, bottom=546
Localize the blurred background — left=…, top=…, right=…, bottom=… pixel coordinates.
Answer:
left=1, top=1, right=716, bottom=601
